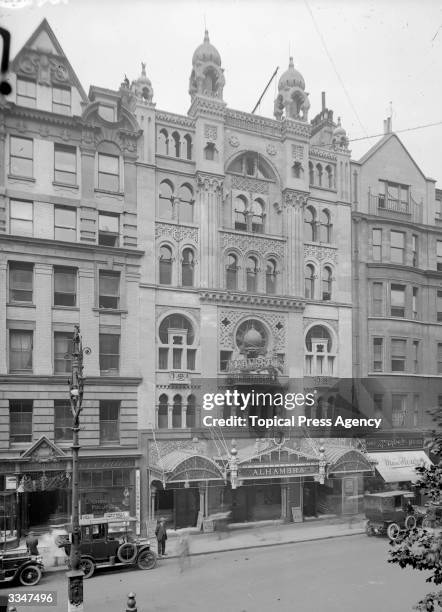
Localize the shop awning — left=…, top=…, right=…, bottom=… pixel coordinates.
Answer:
left=368, top=451, right=433, bottom=483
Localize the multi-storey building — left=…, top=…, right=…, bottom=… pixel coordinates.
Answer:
left=0, top=20, right=144, bottom=536
left=351, top=120, right=441, bottom=482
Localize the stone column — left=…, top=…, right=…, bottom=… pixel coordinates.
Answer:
left=0, top=261, right=7, bottom=373
left=197, top=174, right=223, bottom=289
left=281, top=190, right=307, bottom=297
left=34, top=263, right=53, bottom=374
left=78, top=267, right=99, bottom=376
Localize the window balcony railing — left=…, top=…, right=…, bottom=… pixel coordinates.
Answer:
left=368, top=190, right=423, bottom=223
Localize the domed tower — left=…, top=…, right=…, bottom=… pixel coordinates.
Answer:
left=131, top=62, right=154, bottom=104
left=274, top=57, right=310, bottom=121
left=332, top=117, right=349, bottom=150
left=189, top=30, right=225, bottom=100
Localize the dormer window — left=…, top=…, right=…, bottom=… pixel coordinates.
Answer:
left=52, top=86, right=71, bottom=115
left=99, top=104, right=116, bottom=122
left=17, top=77, right=36, bottom=108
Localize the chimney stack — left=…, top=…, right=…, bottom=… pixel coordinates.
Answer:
left=321, top=91, right=326, bottom=111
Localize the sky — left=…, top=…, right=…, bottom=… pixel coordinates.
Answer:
left=2, top=0, right=442, bottom=184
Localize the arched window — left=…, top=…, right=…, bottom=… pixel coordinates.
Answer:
left=251, top=199, right=264, bottom=233
left=304, top=206, right=316, bottom=242
left=184, top=134, right=192, bottom=160
left=182, top=248, right=195, bottom=287
left=305, top=264, right=315, bottom=299
left=246, top=256, right=258, bottom=292
left=320, top=210, right=331, bottom=243
left=158, top=394, right=168, bottom=429
left=234, top=196, right=247, bottom=231
left=158, top=314, right=196, bottom=371
left=172, top=394, right=182, bottom=428
left=292, top=162, right=303, bottom=179
left=226, top=253, right=238, bottom=290
left=325, top=165, right=333, bottom=189
left=203, top=68, right=217, bottom=94
left=159, top=180, right=174, bottom=220
left=305, top=325, right=335, bottom=376
left=172, top=132, right=181, bottom=158
left=159, top=245, right=173, bottom=285
left=266, top=259, right=277, bottom=295
left=186, top=394, right=196, bottom=428
left=322, top=266, right=332, bottom=301
left=158, top=129, right=169, bottom=156
left=178, top=184, right=194, bottom=223
left=309, top=161, right=314, bottom=185
left=204, top=143, right=217, bottom=161
left=316, top=164, right=323, bottom=187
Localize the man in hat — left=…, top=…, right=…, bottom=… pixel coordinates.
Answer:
left=155, top=518, right=167, bottom=557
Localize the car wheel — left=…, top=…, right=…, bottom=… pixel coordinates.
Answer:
left=117, top=542, right=138, bottom=564
left=79, top=557, right=95, bottom=579
left=19, top=564, right=42, bottom=587
left=137, top=550, right=157, bottom=570
left=387, top=522, right=401, bottom=540
left=405, top=515, right=417, bottom=529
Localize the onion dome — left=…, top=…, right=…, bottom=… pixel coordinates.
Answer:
left=278, top=57, right=305, bottom=91
left=192, top=30, right=221, bottom=66
left=243, top=324, right=264, bottom=349
left=333, top=117, right=346, bottom=138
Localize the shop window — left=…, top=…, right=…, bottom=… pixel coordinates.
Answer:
left=181, top=248, right=195, bottom=287
left=391, top=395, right=406, bottom=427
left=17, top=77, right=36, bottom=107
left=9, top=400, right=33, bottom=443
left=54, top=266, right=77, bottom=307
left=98, top=153, right=120, bottom=192
left=158, top=395, right=168, bottom=428
left=372, top=282, right=383, bottom=316
left=52, top=86, right=71, bottom=115
left=304, top=206, right=316, bottom=242
left=99, top=400, right=120, bottom=443
left=390, top=284, right=405, bottom=317
left=9, top=330, right=33, bottom=372
left=226, top=253, right=238, bottom=290
left=98, top=212, right=119, bottom=247
left=99, top=271, right=120, bottom=309
left=54, top=332, right=73, bottom=374
left=99, top=334, right=120, bottom=375
left=186, top=395, right=196, bottom=428
left=9, top=262, right=33, bottom=303
left=246, top=256, right=258, bottom=292
left=54, top=400, right=72, bottom=441
left=10, top=199, right=33, bottom=236
left=266, top=259, right=277, bottom=295
left=390, top=230, right=405, bottom=264
left=10, top=136, right=33, bottom=178
left=372, top=229, right=382, bottom=262
left=319, top=210, right=331, bottom=243
left=54, top=144, right=77, bottom=185
left=322, top=267, right=332, bottom=301
left=391, top=338, right=406, bottom=372
left=373, top=338, right=383, bottom=371
left=158, top=314, right=196, bottom=371
left=304, top=264, right=315, bottom=299
left=54, top=206, right=77, bottom=242
left=159, top=245, right=173, bottom=285
left=172, top=395, right=182, bottom=428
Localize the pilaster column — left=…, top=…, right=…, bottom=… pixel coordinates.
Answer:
left=197, top=173, right=223, bottom=289
left=78, top=268, right=99, bottom=376
left=34, top=263, right=53, bottom=374
left=0, top=261, right=7, bottom=373
left=281, top=190, right=307, bottom=296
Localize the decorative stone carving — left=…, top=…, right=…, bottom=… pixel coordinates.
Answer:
left=196, top=173, right=223, bottom=192
left=310, top=147, right=337, bottom=162
left=277, top=189, right=308, bottom=210
left=220, top=231, right=285, bottom=258
left=218, top=309, right=286, bottom=351
left=225, top=109, right=281, bottom=138
left=303, top=318, right=338, bottom=335
left=228, top=135, right=240, bottom=147
left=266, top=144, right=277, bottom=156
left=156, top=111, right=195, bottom=129
left=199, top=291, right=304, bottom=312
left=231, top=175, right=269, bottom=194
left=17, top=53, right=71, bottom=88
left=292, top=145, right=304, bottom=161
left=304, top=244, right=337, bottom=263
left=155, top=222, right=199, bottom=244
left=281, top=119, right=311, bottom=140
left=204, top=124, right=218, bottom=142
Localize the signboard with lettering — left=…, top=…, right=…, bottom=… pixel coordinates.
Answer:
left=226, top=356, right=284, bottom=373
left=5, top=476, right=16, bottom=490
left=135, top=469, right=141, bottom=535
left=366, top=437, right=424, bottom=451
left=238, top=464, right=319, bottom=480
left=291, top=507, right=303, bottom=523
left=104, top=511, right=130, bottom=521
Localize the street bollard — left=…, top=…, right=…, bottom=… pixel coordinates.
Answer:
left=125, top=592, right=137, bottom=612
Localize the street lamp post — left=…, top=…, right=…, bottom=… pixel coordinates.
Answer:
left=67, top=325, right=90, bottom=612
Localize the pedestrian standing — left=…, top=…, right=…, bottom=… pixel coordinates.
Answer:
left=155, top=518, right=167, bottom=557
left=25, top=531, right=39, bottom=555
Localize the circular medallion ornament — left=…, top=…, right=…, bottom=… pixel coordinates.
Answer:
left=229, top=135, right=240, bottom=148
left=266, top=144, right=277, bottom=156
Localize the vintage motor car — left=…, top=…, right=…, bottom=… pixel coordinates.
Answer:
left=0, top=548, right=44, bottom=586
left=57, top=516, right=157, bottom=579
left=364, top=490, right=421, bottom=540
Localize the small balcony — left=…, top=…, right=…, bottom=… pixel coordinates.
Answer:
left=368, top=191, right=423, bottom=223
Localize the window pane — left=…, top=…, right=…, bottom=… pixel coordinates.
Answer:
left=55, top=146, right=76, bottom=172
left=11, top=199, right=33, bottom=220
left=99, top=154, right=119, bottom=174
left=9, top=400, right=33, bottom=442
left=53, top=87, right=71, bottom=105
left=9, top=263, right=33, bottom=302
left=99, top=401, right=120, bottom=442
left=17, top=78, right=36, bottom=97
left=54, top=400, right=72, bottom=441
left=98, top=173, right=119, bottom=191
left=10, top=137, right=32, bottom=159
left=55, top=227, right=77, bottom=242
left=99, top=272, right=120, bottom=297
left=55, top=206, right=76, bottom=228
left=158, top=347, right=168, bottom=369
left=9, top=331, right=33, bottom=371
left=54, top=333, right=73, bottom=374
left=99, top=334, right=120, bottom=373
left=99, top=213, right=119, bottom=233
left=187, top=349, right=196, bottom=370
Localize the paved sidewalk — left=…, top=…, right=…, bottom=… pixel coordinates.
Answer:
left=42, top=515, right=365, bottom=572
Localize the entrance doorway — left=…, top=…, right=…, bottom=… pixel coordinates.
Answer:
left=21, top=489, right=68, bottom=531
left=175, top=488, right=199, bottom=529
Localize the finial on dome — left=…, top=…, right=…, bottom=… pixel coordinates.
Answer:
left=289, top=56, right=294, bottom=67
left=204, top=29, right=210, bottom=43
left=141, top=62, right=146, bottom=77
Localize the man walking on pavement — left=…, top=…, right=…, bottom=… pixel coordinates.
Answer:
left=25, top=531, right=39, bottom=555
left=155, top=518, right=167, bottom=557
